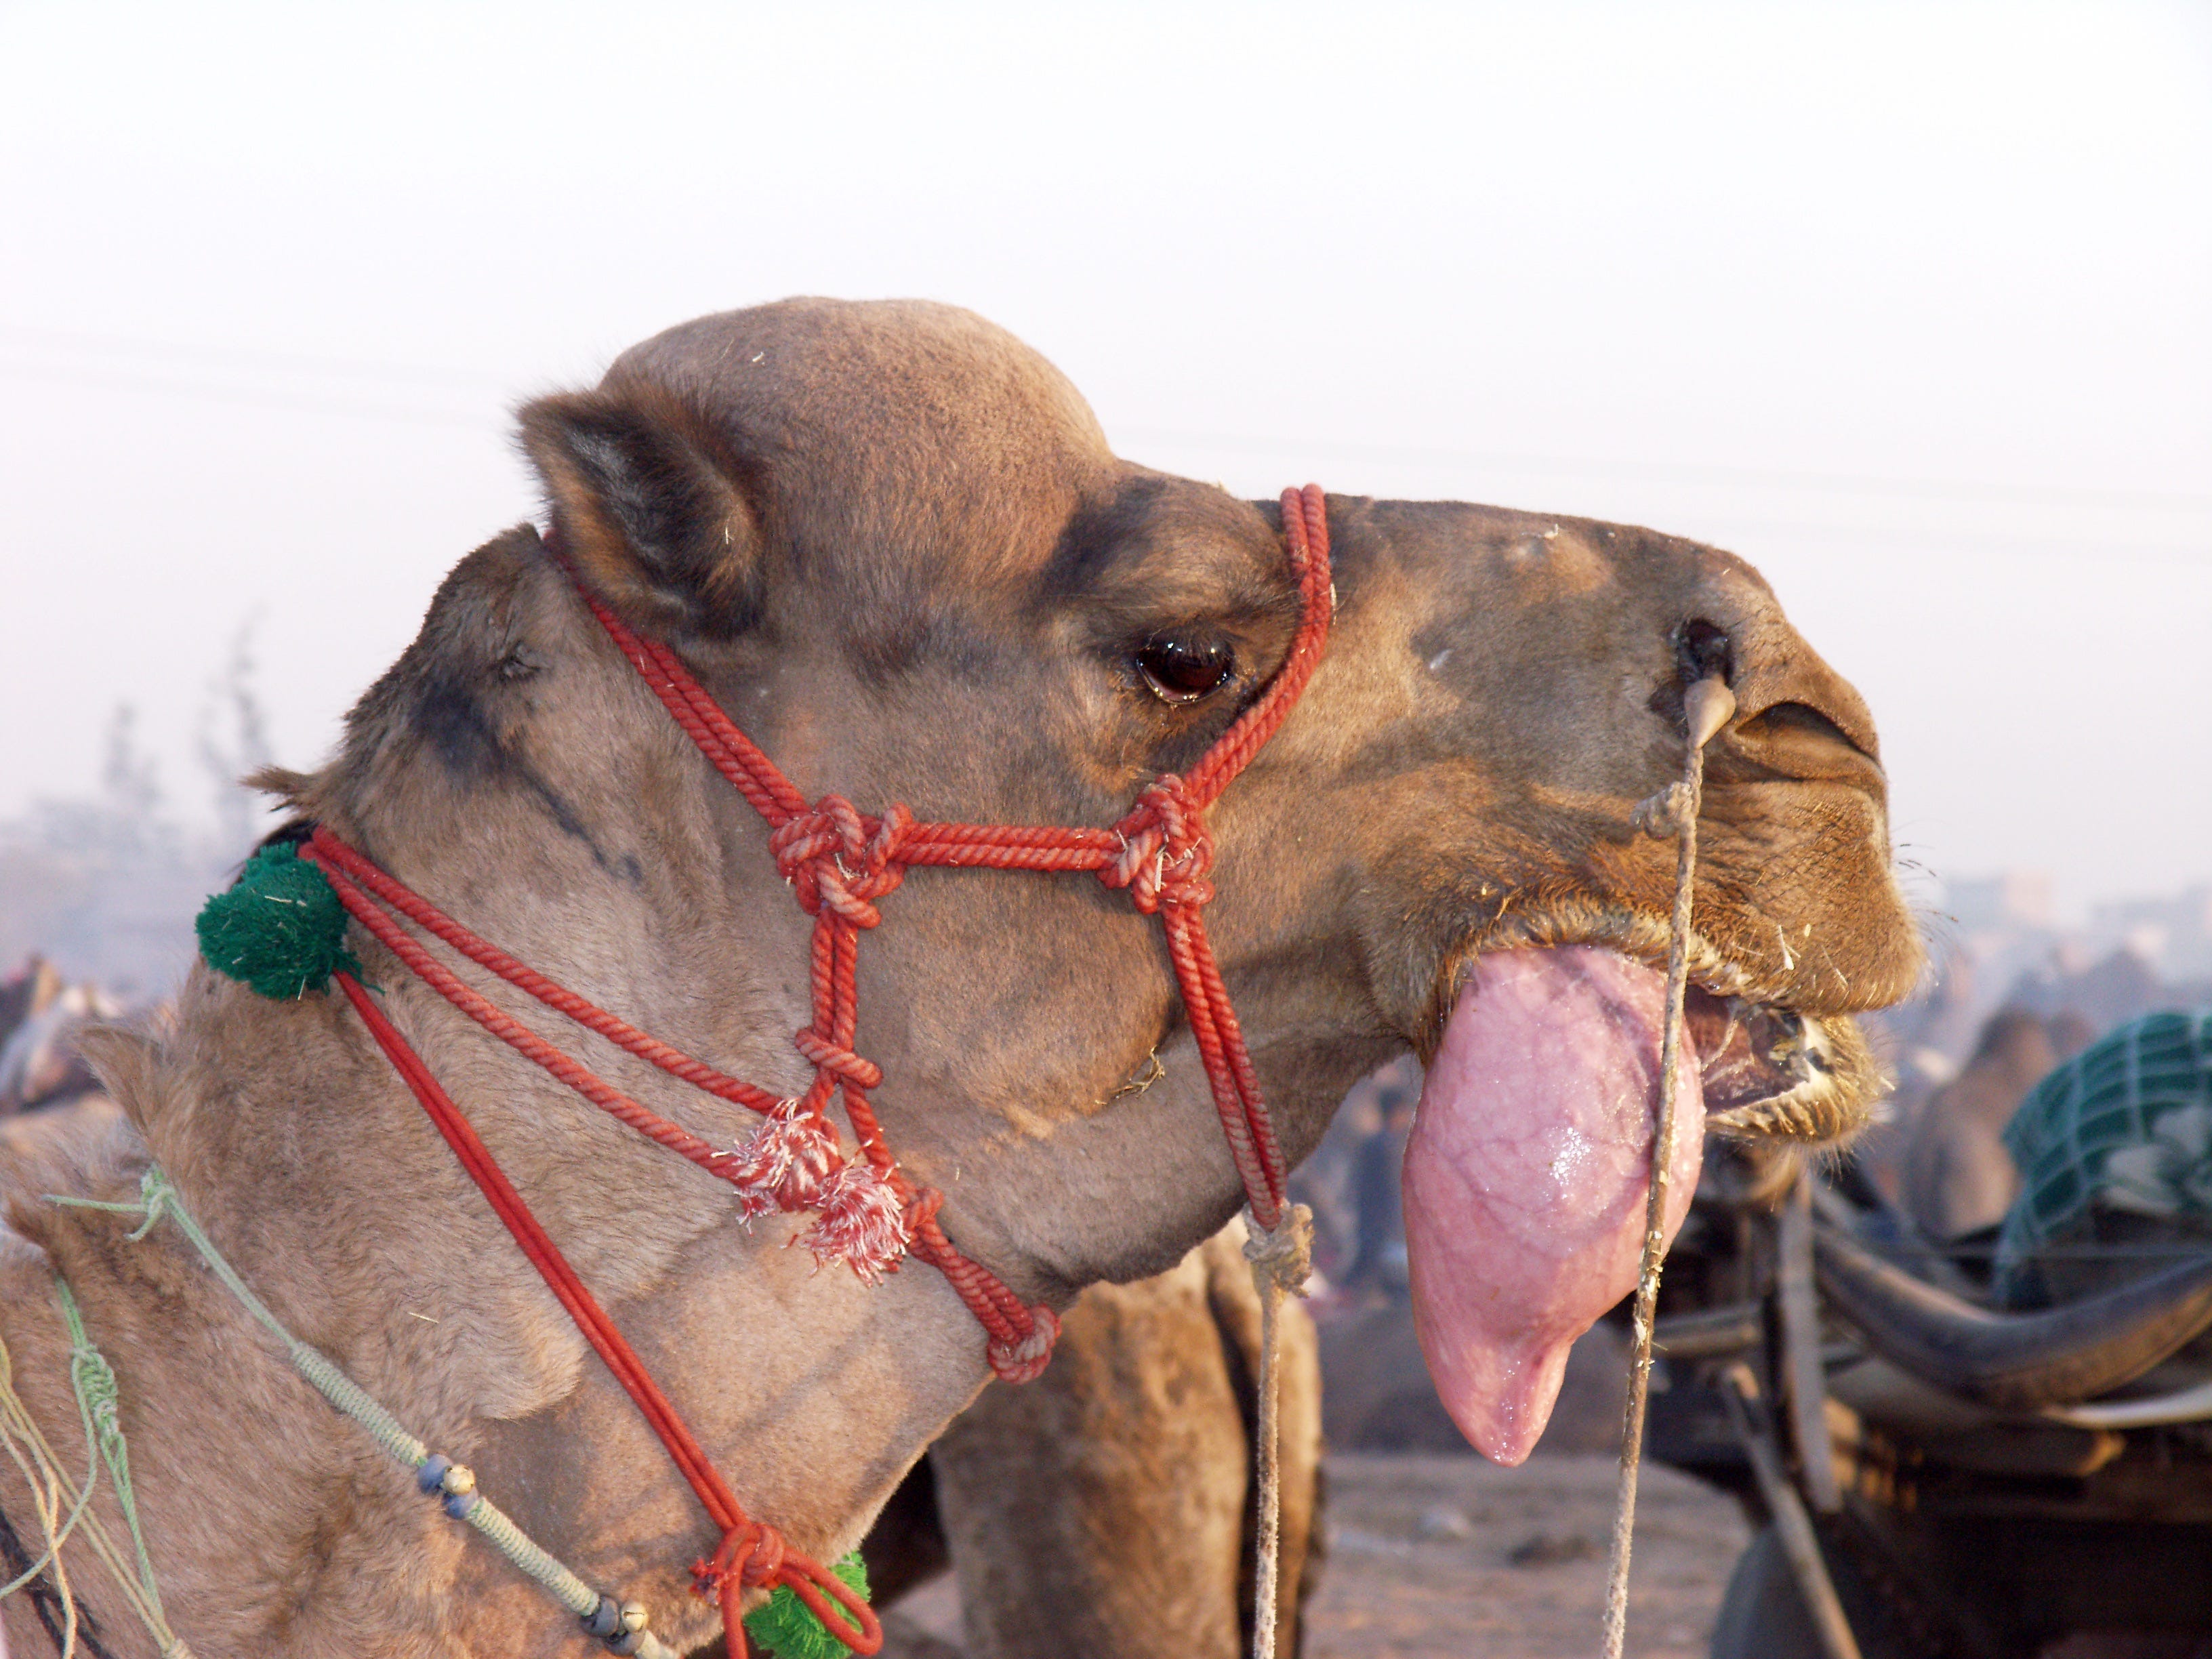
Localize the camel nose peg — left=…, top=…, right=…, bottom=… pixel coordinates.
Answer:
left=1633, top=674, right=1738, bottom=838
left=1672, top=617, right=1736, bottom=748
left=1684, top=676, right=1737, bottom=750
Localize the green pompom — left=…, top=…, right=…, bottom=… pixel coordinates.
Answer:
left=195, top=841, right=361, bottom=999
left=743, top=1553, right=871, bottom=1659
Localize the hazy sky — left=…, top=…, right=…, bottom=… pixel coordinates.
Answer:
left=3, top=2, right=2207, bottom=918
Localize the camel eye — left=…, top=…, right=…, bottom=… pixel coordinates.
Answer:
left=1135, top=636, right=1235, bottom=703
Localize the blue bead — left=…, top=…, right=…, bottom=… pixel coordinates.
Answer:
left=583, top=1597, right=623, bottom=1639
left=415, top=1455, right=452, bottom=1496
left=442, top=1490, right=480, bottom=1521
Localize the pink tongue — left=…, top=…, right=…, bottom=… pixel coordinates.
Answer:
left=1403, top=946, right=1704, bottom=1465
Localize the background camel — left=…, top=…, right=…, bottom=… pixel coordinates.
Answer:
left=1902, top=1006, right=2093, bottom=1244
left=2, top=298, right=1918, bottom=1656
left=893, top=1221, right=1322, bottom=1659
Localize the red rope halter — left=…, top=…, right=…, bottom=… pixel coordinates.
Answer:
left=301, top=485, right=1332, bottom=1656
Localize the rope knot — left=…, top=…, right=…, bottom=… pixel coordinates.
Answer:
left=771, top=797, right=914, bottom=925
left=692, top=1519, right=787, bottom=1601
left=986, top=1304, right=1062, bottom=1384
left=1631, top=781, right=1693, bottom=840
left=1242, top=1202, right=1314, bottom=1300
left=792, top=1027, right=884, bottom=1092
left=901, top=1184, right=945, bottom=1234
left=1102, top=775, right=1214, bottom=914
left=66, top=1334, right=123, bottom=1446
left=129, top=1164, right=180, bottom=1242
left=719, top=1098, right=840, bottom=1221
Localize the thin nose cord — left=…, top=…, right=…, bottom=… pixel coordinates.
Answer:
left=1601, top=672, right=1734, bottom=1659
left=1244, top=1204, right=1313, bottom=1659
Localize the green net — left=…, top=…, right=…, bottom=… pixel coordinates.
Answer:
left=1995, top=1010, right=2212, bottom=1305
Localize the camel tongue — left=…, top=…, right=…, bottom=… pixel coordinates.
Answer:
left=1401, top=945, right=1705, bottom=1465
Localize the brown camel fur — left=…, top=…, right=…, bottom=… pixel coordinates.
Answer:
left=1, top=297, right=1921, bottom=1657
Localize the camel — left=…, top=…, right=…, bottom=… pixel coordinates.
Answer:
left=898, top=1218, right=1323, bottom=1659
left=1901, top=1006, right=2092, bottom=1243
left=0, top=297, right=1921, bottom=1658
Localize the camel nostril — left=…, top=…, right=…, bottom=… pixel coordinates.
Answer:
left=1738, top=699, right=1868, bottom=758
left=1675, top=618, right=1734, bottom=687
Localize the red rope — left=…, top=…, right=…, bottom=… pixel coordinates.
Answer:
left=310, top=831, right=783, bottom=1115
left=310, top=485, right=1330, bottom=1647
left=566, top=485, right=1332, bottom=1225
left=307, top=836, right=745, bottom=1172
left=332, top=970, right=878, bottom=1658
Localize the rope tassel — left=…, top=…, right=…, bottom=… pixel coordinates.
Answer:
left=801, top=1164, right=912, bottom=1285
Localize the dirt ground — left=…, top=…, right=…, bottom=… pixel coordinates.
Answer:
left=886, top=1449, right=1750, bottom=1658
left=1303, top=1452, right=1748, bottom=1659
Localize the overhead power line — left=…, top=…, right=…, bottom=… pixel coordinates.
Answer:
left=5, top=327, right=2207, bottom=565
left=0, top=358, right=498, bottom=430
left=1116, top=426, right=2212, bottom=516
left=0, top=325, right=508, bottom=392
left=14, top=323, right=2209, bottom=516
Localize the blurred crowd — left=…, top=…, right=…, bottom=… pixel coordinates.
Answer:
left=1291, top=1053, right=1422, bottom=1307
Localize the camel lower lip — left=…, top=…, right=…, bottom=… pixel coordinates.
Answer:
left=1402, top=945, right=1704, bottom=1465
left=1685, top=985, right=1817, bottom=1116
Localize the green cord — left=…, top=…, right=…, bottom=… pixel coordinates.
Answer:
left=1, top=1308, right=190, bottom=1652
left=52, top=1277, right=166, bottom=1626
left=44, top=1166, right=680, bottom=1659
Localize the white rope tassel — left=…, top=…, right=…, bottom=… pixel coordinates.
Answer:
left=1601, top=674, right=1734, bottom=1659
left=1243, top=1203, right=1312, bottom=1659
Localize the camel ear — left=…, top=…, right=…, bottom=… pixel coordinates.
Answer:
left=519, top=384, right=766, bottom=638
left=73, top=1023, right=169, bottom=1134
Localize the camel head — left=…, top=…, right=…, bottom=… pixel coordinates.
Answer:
left=0, top=299, right=1934, bottom=1656
left=253, top=295, right=1919, bottom=1536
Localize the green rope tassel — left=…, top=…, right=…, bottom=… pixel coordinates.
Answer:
left=743, top=1553, right=870, bottom=1659
left=194, top=840, right=359, bottom=999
